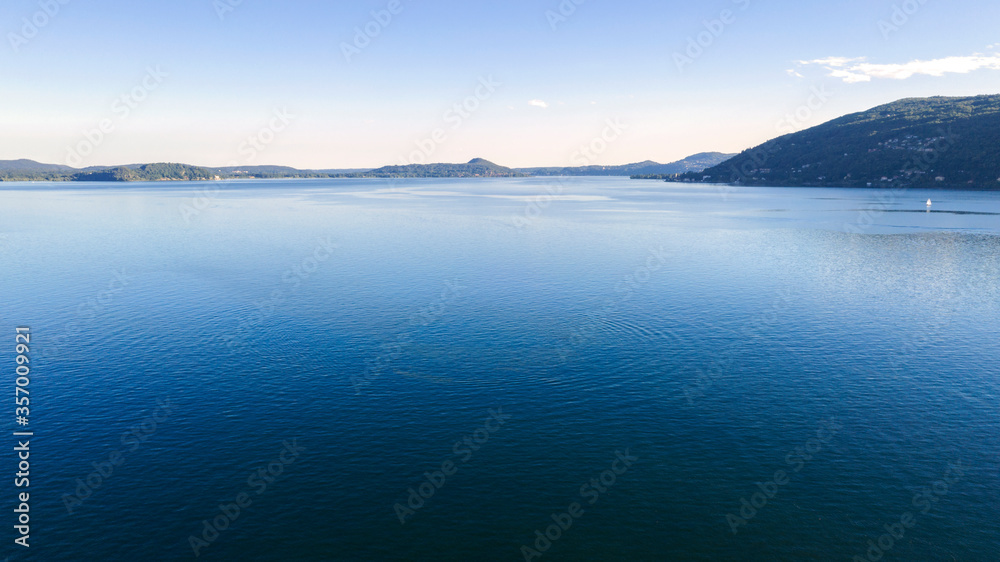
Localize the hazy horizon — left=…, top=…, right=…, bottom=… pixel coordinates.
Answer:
left=4, top=150, right=739, bottom=170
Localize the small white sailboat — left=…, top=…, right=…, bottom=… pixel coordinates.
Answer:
left=926, top=198, right=932, bottom=207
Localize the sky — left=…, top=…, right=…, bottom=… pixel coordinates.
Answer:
left=2, top=0, right=999, bottom=169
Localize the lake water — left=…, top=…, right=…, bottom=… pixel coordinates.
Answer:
left=1, top=177, right=998, bottom=561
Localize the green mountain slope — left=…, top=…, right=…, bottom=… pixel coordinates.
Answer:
left=0, top=159, right=76, bottom=180
left=0, top=162, right=219, bottom=182
left=344, top=158, right=527, bottom=178
left=74, top=163, right=218, bottom=181
left=672, top=95, right=1000, bottom=189
left=0, top=159, right=74, bottom=173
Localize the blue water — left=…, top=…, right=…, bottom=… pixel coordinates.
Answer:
left=1, top=177, right=998, bottom=561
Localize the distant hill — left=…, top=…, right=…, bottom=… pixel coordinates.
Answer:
left=0, top=159, right=74, bottom=173
left=0, top=160, right=375, bottom=182
left=671, top=95, right=1000, bottom=189
left=0, top=159, right=77, bottom=180
left=0, top=161, right=219, bottom=182
left=344, top=158, right=528, bottom=178
left=663, top=152, right=740, bottom=173
left=74, top=163, right=218, bottom=182
left=521, top=152, right=735, bottom=177
left=0, top=154, right=730, bottom=182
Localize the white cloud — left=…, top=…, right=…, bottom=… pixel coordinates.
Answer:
left=797, top=56, right=864, bottom=67
left=786, top=69, right=804, bottom=78
left=855, top=55, right=1000, bottom=79
left=828, top=68, right=871, bottom=83
left=797, top=53, right=1000, bottom=83
left=528, top=99, right=549, bottom=108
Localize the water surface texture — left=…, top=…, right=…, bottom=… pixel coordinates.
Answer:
left=1, top=178, right=998, bottom=561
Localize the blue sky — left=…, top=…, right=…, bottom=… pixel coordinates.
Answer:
left=2, top=0, right=999, bottom=168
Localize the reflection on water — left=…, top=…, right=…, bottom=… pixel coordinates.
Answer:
left=0, top=178, right=998, bottom=561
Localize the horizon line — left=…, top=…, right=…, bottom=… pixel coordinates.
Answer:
left=0, top=152, right=735, bottom=171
